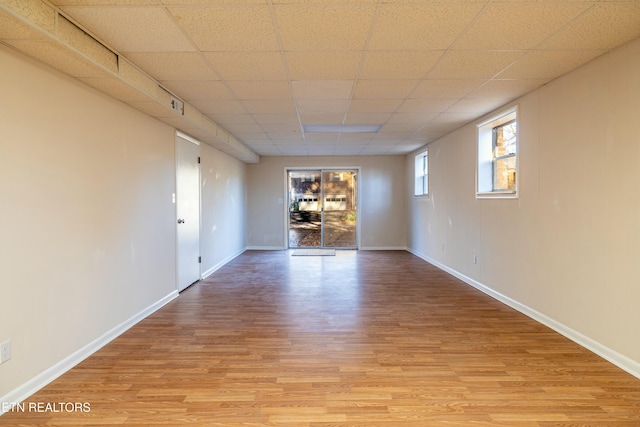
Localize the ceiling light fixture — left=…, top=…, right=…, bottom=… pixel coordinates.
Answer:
left=303, top=124, right=381, bottom=133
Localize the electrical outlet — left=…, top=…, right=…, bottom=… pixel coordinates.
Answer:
left=0, top=341, right=11, bottom=364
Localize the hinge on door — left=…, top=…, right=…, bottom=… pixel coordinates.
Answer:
left=198, top=256, right=202, bottom=263
left=198, top=157, right=201, bottom=164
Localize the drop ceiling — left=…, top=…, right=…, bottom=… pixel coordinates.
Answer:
left=2, top=0, right=640, bottom=161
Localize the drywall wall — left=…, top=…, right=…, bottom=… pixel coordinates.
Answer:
left=200, top=143, right=247, bottom=277
left=247, top=156, right=406, bottom=250
left=0, top=45, right=178, bottom=399
left=407, top=37, right=640, bottom=376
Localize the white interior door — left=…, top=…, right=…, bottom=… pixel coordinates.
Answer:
left=176, top=133, right=201, bottom=291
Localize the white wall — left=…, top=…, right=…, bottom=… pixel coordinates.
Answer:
left=247, top=156, right=406, bottom=250
left=407, top=37, right=640, bottom=376
left=0, top=45, right=178, bottom=400
left=200, top=143, right=247, bottom=277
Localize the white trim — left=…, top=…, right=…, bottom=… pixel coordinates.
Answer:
left=407, top=248, right=640, bottom=380
left=0, top=291, right=179, bottom=414
left=201, top=248, right=246, bottom=280
left=176, top=130, right=201, bottom=146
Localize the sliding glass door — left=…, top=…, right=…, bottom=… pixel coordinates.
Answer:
left=287, top=169, right=358, bottom=249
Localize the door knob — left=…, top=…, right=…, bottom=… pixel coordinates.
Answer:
left=177, top=219, right=185, bottom=224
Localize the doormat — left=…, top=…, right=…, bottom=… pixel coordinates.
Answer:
left=292, top=249, right=336, bottom=256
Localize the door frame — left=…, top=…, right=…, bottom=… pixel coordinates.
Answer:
left=284, top=166, right=361, bottom=249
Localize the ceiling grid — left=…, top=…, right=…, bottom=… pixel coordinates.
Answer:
left=2, top=0, right=640, bottom=161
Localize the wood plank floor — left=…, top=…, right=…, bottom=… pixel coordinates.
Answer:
left=2, top=250, right=639, bottom=426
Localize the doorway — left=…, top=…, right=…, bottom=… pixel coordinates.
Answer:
left=176, top=132, right=201, bottom=292
left=287, top=169, right=358, bottom=249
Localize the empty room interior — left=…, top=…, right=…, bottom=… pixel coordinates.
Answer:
left=1, top=0, right=640, bottom=425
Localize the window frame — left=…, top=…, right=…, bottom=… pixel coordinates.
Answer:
left=414, top=149, right=429, bottom=197
left=476, top=106, right=518, bottom=199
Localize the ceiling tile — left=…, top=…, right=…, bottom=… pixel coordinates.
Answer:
left=227, top=80, right=292, bottom=100
left=292, top=80, right=354, bottom=100
left=298, top=112, right=346, bottom=125
left=541, top=3, right=640, bottom=51
left=467, top=79, right=548, bottom=99
left=204, top=52, right=287, bottom=81
left=259, top=123, right=301, bottom=134
left=168, top=5, right=279, bottom=51
left=344, top=112, right=392, bottom=125
left=270, top=133, right=305, bottom=143
left=387, top=112, right=439, bottom=125
left=51, top=1, right=162, bottom=5
left=252, top=113, right=300, bottom=125
left=348, top=99, right=403, bottom=113
left=379, top=123, right=421, bottom=134
left=496, top=50, right=604, bottom=79
left=225, top=122, right=264, bottom=133
left=124, top=52, right=219, bottom=81
left=397, top=98, right=458, bottom=114
left=242, top=100, right=297, bottom=114
left=274, top=4, right=375, bottom=51
left=304, top=133, right=339, bottom=144
left=285, top=51, right=362, bottom=80
left=297, top=99, right=349, bottom=116
left=412, top=79, right=485, bottom=99
left=160, top=80, right=236, bottom=101
left=369, top=3, right=484, bottom=50
left=274, top=145, right=308, bottom=155
left=60, top=6, right=194, bottom=52
left=446, top=98, right=510, bottom=114
left=431, top=111, right=479, bottom=127
left=359, top=51, right=443, bottom=80
left=190, top=99, right=246, bottom=115
left=353, top=80, right=419, bottom=100
left=214, top=114, right=259, bottom=127
left=428, top=50, right=524, bottom=79
left=454, top=3, right=591, bottom=50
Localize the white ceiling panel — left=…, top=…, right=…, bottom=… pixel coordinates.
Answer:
left=359, top=51, right=444, bottom=80
left=168, top=5, right=279, bottom=52
left=60, top=6, right=194, bottom=52
left=292, top=80, right=354, bottom=100
left=204, top=52, right=288, bottom=81
left=453, top=2, right=592, bottom=50
left=368, top=3, right=485, bottom=50
left=274, top=4, right=375, bottom=51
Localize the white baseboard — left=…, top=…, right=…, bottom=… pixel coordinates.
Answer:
left=246, top=246, right=408, bottom=251
left=0, top=290, right=179, bottom=414
left=407, top=248, right=640, bottom=380
left=361, top=246, right=407, bottom=251
left=246, top=246, right=286, bottom=251
left=201, top=248, right=246, bottom=280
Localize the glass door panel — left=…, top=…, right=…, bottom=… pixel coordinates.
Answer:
left=288, top=170, right=322, bottom=248
left=322, top=170, right=357, bottom=248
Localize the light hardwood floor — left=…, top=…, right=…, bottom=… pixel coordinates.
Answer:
left=2, top=250, right=639, bottom=426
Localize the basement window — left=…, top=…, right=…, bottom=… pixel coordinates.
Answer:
left=477, top=107, right=518, bottom=198
left=414, top=149, right=428, bottom=197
